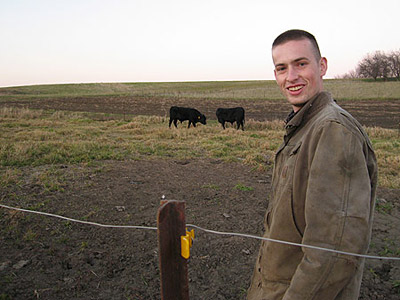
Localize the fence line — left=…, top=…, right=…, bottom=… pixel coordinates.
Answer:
left=186, top=224, right=400, bottom=261
left=1, top=203, right=400, bottom=261
left=0, top=204, right=157, bottom=230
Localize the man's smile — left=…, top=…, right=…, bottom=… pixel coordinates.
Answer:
left=287, top=84, right=305, bottom=94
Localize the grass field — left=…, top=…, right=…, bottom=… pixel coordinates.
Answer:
left=1, top=79, right=400, bottom=101
left=0, top=106, right=399, bottom=189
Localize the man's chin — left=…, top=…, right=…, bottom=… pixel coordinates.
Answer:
left=286, top=96, right=308, bottom=108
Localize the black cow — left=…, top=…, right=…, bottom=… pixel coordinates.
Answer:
left=169, top=106, right=207, bottom=128
left=216, top=107, right=245, bottom=130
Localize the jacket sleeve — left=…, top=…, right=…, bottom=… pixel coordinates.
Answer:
left=283, top=121, right=374, bottom=299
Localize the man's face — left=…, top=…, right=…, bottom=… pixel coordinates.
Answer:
left=272, top=39, right=327, bottom=112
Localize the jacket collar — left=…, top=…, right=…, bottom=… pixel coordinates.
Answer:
left=285, top=91, right=333, bottom=133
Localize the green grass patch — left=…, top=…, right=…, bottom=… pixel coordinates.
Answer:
left=234, top=183, right=254, bottom=192
left=393, top=280, right=400, bottom=294
left=375, top=198, right=394, bottom=214
left=202, top=184, right=220, bottom=190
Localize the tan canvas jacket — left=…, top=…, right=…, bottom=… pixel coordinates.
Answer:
left=247, top=92, right=378, bottom=300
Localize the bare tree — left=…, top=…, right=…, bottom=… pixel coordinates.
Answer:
left=387, top=49, right=400, bottom=80
left=378, top=52, right=391, bottom=80
left=358, top=51, right=391, bottom=80
left=338, top=49, right=400, bottom=80
left=358, top=53, right=379, bottom=80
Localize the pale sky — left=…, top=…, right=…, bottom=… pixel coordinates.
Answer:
left=1, top=0, right=399, bottom=87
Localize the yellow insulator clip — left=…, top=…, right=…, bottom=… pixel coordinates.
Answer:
left=181, top=228, right=195, bottom=259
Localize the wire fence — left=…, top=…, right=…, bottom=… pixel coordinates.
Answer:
left=1, top=203, right=400, bottom=261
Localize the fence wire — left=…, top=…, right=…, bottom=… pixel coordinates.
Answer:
left=1, top=203, right=400, bottom=261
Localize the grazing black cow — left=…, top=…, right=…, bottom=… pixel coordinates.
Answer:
left=169, top=106, right=207, bottom=128
left=216, top=107, right=245, bottom=130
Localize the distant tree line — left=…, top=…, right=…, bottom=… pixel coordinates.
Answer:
left=338, top=50, right=400, bottom=80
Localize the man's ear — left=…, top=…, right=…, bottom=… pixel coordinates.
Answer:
left=320, top=57, right=328, bottom=77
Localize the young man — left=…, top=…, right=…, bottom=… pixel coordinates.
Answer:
left=247, top=30, right=378, bottom=299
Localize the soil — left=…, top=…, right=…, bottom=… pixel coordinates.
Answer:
left=1, top=96, right=400, bottom=299
left=1, top=95, right=400, bottom=129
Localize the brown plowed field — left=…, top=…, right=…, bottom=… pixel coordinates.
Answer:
left=1, top=95, right=399, bottom=128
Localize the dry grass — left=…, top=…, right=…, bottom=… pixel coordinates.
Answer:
left=0, top=107, right=44, bottom=119
left=366, top=127, right=400, bottom=188
left=0, top=108, right=399, bottom=188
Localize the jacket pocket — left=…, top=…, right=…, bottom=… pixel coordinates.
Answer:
left=290, top=141, right=302, bottom=156
left=264, top=208, right=272, bottom=230
left=277, top=141, right=302, bottom=181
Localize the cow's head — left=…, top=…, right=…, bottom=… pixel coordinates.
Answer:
left=198, top=114, right=206, bottom=125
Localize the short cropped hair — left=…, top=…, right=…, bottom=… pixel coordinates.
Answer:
left=272, top=29, right=321, bottom=61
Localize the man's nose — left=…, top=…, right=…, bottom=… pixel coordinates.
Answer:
left=287, top=66, right=299, bottom=82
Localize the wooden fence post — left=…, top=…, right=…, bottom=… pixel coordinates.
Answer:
left=157, top=200, right=189, bottom=300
